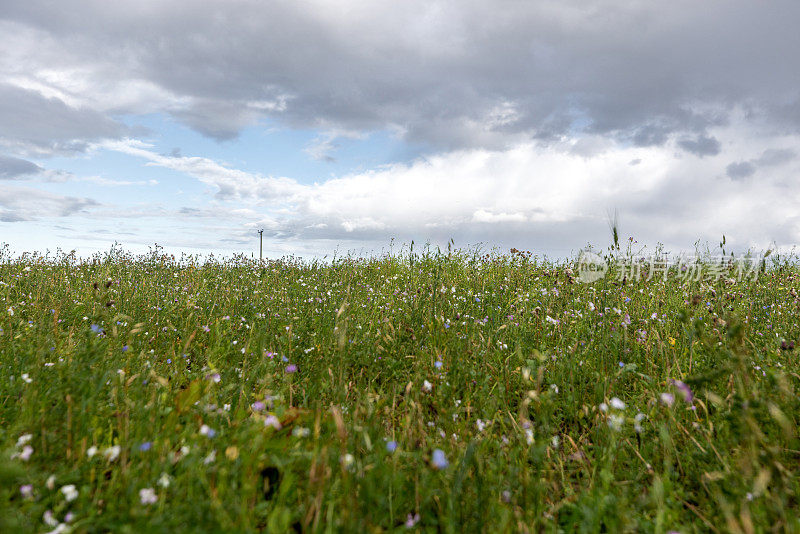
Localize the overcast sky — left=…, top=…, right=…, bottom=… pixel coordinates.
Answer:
left=2, top=0, right=799, bottom=259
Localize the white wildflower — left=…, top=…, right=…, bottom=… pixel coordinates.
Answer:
left=139, top=487, right=158, bottom=505
left=104, top=445, right=121, bottom=462
left=60, top=484, right=78, bottom=502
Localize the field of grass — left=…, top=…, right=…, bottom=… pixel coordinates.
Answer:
left=2, top=243, right=800, bottom=532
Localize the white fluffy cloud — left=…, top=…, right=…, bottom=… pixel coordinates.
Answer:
left=100, top=110, right=800, bottom=255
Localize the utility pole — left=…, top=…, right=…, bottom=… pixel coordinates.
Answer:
left=258, top=229, right=263, bottom=262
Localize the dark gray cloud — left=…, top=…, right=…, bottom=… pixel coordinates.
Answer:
left=726, top=161, right=756, bottom=180
left=755, top=148, right=796, bottom=167
left=677, top=135, right=721, bottom=158
left=0, top=84, right=128, bottom=156
left=726, top=148, right=796, bottom=180
left=2, top=1, right=800, bottom=156
left=0, top=154, right=42, bottom=179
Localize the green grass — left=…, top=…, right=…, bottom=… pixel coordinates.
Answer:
left=2, top=243, right=800, bottom=532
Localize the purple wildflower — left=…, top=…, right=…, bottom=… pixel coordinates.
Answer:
left=431, top=449, right=448, bottom=469
left=670, top=379, right=694, bottom=403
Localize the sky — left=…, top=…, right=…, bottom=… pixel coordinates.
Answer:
left=1, top=0, right=800, bottom=260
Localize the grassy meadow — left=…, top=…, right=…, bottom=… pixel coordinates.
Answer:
left=1, top=242, right=800, bottom=532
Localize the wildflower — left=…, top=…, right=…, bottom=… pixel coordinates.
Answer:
left=386, top=440, right=398, bottom=453
left=122, top=345, right=129, bottom=352
left=525, top=428, right=534, bottom=445
left=86, top=446, right=98, bottom=458
left=431, top=449, right=448, bottom=469
left=203, top=450, right=217, bottom=465
left=139, top=442, right=152, bottom=452
left=608, top=414, right=624, bottom=431
left=476, top=419, right=486, bottom=432
left=405, top=513, right=420, bottom=528
left=206, top=372, right=221, bottom=383
left=599, top=402, right=609, bottom=412
left=199, top=424, right=216, bottom=438
left=45, top=521, right=69, bottom=533
left=285, top=364, right=298, bottom=373
left=549, top=384, right=559, bottom=394
left=158, top=473, right=171, bottom=488
left=43, top=510, right=59, bottom=527
left=90, top=324, right=102, bottom=333
left=609, top=397, right=626, bottom=410
left=16, top=445, right=33, bottom=461
left=60, top=484, right=78, bottom=502
left=634, top=413, right=646, bottom=433
left=252, top=401, right=266, bottom=411
left=16, top=434, right=32, bottom=447
left=434, top=360, right=443, bottom=370
left=292, top=427, right=310, bottom=438
left=545, top=315, right=559, bottom=325
left=340, top=453, right=355, bottom=469
left=139, top=487, right=158, bottom=505
left=46, top=475, right=56, bottom=490
left=423, top=380, right=433, bottom=392
left=7, top=307, right=13, bottom=316
left=264, top=415, right=282, bottom=430
left=551, top=435, right=560, bottom=449
left=659, top=392, right=675, bottom=407
left=670, top=379, right=694, bottom=403
left=104, top=445, right=121, bottom=462
left=20, top=484, right=33, bottom=499
left=21, top=373, right=32, bottom=383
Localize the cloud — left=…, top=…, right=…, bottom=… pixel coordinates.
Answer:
left=2, top=1, right=800, bottom=156
left=755, top=148, right=796, bottom=167
left=0, top=84, right=128, bottom=156
left=726, top=161, right=755, bottom=180
left=0, top=185, right=99, bottom=221
left=726, top=147, right=797, bottom=180
left=104, top=120, right=800, bottom=255
left=102, top=139, right=303, bottom=201
left=677, top=135, right=721, bottom=158
left=3, top=1, right=800, bottom=257
left=0, top=154, right=42, bottom=179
